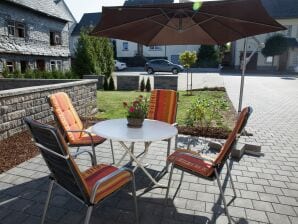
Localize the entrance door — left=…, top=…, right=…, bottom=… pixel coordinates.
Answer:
left=278, top=51, right=288, bottom=71
left=240, top=52, right=258, bottom=71
left=36, top=59, right=45, bottom=71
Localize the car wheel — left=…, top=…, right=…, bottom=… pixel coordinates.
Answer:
left=147, top=67, right=154, bottom=74
left=172, top=68, right=178, bottom=74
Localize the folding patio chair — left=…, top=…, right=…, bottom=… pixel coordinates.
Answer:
left=147, top=89, right=178, bottom=169
left=24, top=117, right=139, bottom=224
left=48, top=92, right=115, bottom=165
left=165, top=107, right=252, bottom=224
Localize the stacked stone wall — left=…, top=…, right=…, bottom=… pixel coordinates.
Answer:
left=0, top=80, right=97, bottom=140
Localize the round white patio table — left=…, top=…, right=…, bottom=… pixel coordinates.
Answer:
left=92, top=119, right=178, bottom=186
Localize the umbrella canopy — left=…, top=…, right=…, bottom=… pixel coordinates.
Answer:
left=92, top=0, right=286, bottom=46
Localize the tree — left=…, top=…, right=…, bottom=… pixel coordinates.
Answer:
left=262, top=34, right=289, bottom=69
left=140, top=77, right=145, bottom=92
left=197, top=45, right=219, bottom=68
left=103, top=76, right=109, bottom=90
left=73, top=30, right=114, bottom=78
left=108, top=77, right=115, bottom=90
left=145, top=77, right=151, bottom=92
left=179, top=51, right=197, bottom=95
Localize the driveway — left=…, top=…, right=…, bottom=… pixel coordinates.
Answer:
left=0, top=74, right=298, bottom=224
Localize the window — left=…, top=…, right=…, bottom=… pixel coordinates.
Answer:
left=265, top=56, right=273, bottom=64
left=7, top=20, right=25, bottom=38
left=8, top=20, right=15, bottom=36
left=50, top=60, right=63, bottom=71
left=50, top=31, right=62, bottom=46
left=122, top=42, right=128, bottom=51
left=149, top=46, right=162, bottom=51
left=16, top=22, right=25, bottom=38
left=6, top=61, right=14, bottom=73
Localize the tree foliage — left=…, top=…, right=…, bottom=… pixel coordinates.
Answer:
left=179, top=51, right=197, bottom=68
left=140, top=77, right=145, bottom=92
left=73, top=30, right=114, bottom=77
left=197, top=45, right=219, bottom=67
left=261, top=34, right=289, bottom=57
left=145, top=77, right=151, bottom=92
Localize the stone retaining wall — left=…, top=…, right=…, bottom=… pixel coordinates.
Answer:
left=117, top=75, right=140, bottom=90
left=154, top=75, right=178, bottom=91
left=0, top=79, right=78, bottom=91
left=0, top=80, right=97, bottom=140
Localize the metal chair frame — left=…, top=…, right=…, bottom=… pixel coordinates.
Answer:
left=25, top=118, right=138, bottom=224
left=165, top=107, right=253, bottom=224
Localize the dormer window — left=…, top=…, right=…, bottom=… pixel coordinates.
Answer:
left=50, top=31, right=62, bottom=46
left=7, top=20, right=25, bottom=38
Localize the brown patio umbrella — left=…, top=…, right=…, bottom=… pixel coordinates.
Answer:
left=92, top=0, right=285, bottom=46
left=92, top=0, right=285, bottom=112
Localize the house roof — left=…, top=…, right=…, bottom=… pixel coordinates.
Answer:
left=124, top=0, right=174, bottom=6
left=261, top=0, right=298, bottom=19
left=72, top=13, right=101, bottom=36
left=5, top=0, right=75, bottom=22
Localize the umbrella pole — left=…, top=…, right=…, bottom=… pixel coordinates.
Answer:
left=238, top=38, right=248, bottom=113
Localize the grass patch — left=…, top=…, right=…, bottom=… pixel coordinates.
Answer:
left=96, top=90, right=236, bottom=131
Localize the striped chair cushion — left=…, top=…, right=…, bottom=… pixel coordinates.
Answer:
left=82, top=164, right=132, bottom=203
left=168, top=149, right=214, bottom=177
left=147, top=89, right=177, bottom=124
left=49, top=92, right=105, bottom=145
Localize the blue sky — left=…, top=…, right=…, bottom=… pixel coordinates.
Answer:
left=64, top=0, right=182, bottom=21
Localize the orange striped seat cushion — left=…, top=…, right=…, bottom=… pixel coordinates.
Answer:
left=147, top=89, right=177, bottom=124
left=168, top=149, right=214, bottom=177
left=49, top=92, right=106, bottom=145
left=82, top=164, right=132, bottom=203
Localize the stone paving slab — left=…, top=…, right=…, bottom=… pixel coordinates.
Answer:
left=1, top=74, right=298, bottom=223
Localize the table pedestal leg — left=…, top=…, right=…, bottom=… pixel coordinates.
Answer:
left=119, top=141, right=165, bottom=187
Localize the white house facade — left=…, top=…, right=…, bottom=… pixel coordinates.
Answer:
left=232, top=0, right=298, bottom=71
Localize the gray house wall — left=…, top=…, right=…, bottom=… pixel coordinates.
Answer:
left=0, top=1, right=74, bottom=73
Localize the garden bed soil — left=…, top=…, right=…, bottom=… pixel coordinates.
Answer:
left=0, top=130, right=39, bottom=173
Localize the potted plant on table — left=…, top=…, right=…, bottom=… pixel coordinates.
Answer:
left=123, top=95, right=148, bottom=128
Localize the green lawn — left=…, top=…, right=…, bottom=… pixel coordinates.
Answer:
left=96, top=90, right=235, bottom=130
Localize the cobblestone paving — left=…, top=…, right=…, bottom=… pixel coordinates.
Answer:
left=0, top=74, right=298, bottom=224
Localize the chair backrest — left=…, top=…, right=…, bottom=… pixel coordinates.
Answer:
left=147, top=89, right=178, bottom=124
left=214, top=107, right=253, bottom=166
left=48, top=92, right=83, bottom=142
left=24, top=117, right=89, bottom=203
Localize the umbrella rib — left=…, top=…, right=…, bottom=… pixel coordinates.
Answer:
left=213, top=18, right=246, bottom=37
left=199, top=24, right=220, bottom=44
left=146, top=18, right=179, bottom=31
left=198, top=11, right=284, bottom=29
left=92, top=12, right=165, bottom=34
left=182, top=16, right=216, bottom=33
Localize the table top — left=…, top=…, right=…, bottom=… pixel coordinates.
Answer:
left=92, top=119, right=178, bottom=142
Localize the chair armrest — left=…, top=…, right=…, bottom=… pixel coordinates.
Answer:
left=71, top=150, right=95, bottom=166
left=90, top=167, right=134, bottom=203
left=65, top=130, right=95, bottom=144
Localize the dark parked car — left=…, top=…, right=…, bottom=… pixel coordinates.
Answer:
left=144, top=59, right=183, bottom=74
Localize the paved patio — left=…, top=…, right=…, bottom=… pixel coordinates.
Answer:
left=1, top=74, right=298, bottom=224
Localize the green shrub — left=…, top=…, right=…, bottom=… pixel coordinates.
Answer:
left=145, top=77, right=151, bottom=92
left=197, top=45, right=219, bottom=68
left=140, top=77, right=145, bottom=92
left=108, top=77, right=115, bottom=90
left=185, top=95, right=228, bottom=128
left=103, top=76, right=109, bottom=90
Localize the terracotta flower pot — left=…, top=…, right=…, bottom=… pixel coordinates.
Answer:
left=127, top=117, right=144, bottom=128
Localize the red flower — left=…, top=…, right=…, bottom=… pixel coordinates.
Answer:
left=129, top=107, right=134, bottom=113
